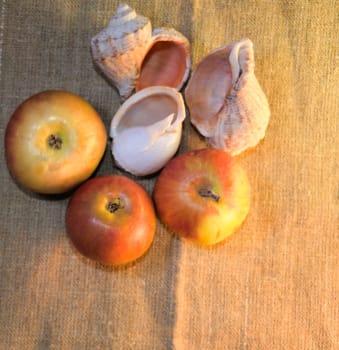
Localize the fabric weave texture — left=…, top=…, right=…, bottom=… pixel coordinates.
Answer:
left=0, top=1, right=338, bottom=349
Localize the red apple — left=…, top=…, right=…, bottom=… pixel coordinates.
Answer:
left=5, top=90, right=107, bottom=194
left=66, top=175, right=156, bottom=265
left=153, top=148, right=250, bottom=245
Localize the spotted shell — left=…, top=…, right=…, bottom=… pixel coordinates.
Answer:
left=185, top=38, right=270, bottom=155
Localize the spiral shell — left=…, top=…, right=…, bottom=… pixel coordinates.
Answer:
left=91, top=4, right=152, bottom=100
left=185, top=38, right=270, bottom=155
left=91, top=4, right=190, bottom=101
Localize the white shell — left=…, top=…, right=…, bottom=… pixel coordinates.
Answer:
left=110, top=86, right=185, bottom=176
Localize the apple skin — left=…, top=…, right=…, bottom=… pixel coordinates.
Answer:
left=66, top=175, right=156, bottom=265
left=153, top=148, right=250, bottom=245
left=5, top=90, right=107, bottom=194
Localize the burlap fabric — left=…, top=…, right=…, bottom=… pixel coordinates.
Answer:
left=0, top=1, right=338, bottom=349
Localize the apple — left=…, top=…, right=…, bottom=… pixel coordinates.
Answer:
left=5, top=90, right=107, bottom=194
left=66, top=175, right=156, bottom=265
left=153, top=148, right=250, bottom=245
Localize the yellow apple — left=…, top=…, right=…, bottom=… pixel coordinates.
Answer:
left=5, top=90, right=107, bottom=194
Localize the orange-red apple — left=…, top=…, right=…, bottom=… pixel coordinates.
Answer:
left=153, top=148, right=250, bottom=245
left=66, top=175, right=156, bottom=265
left=5, top=90, right=107, bottom=194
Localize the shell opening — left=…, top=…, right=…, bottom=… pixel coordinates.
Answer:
left=116, top=93, right=178, bottom=132
left=110, top=87, right=185, bottom=176
left=136, top=41, right=188, bottom=91
left=185, top=46, right=233, bottom=136
left=185, top=38, right=270, bottom=155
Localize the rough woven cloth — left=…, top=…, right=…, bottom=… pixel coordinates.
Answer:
left=0, top=1, right=338, bottom=349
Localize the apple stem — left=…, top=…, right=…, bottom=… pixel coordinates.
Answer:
left=47, top=134, right=62, bottom=150
left=198, top=188, right=220, bottom=202
left=106, top=198, right=124, bottom=213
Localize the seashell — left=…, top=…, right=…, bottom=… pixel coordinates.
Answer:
left=185, top=38, right=270, bottom=155
left=135, top=27, right=191, bottom=92
left=91, top=4, right=190, bottom=101
left=91, top=4, right=152, bottom=100
left=110, top=86, right=185, bottom=176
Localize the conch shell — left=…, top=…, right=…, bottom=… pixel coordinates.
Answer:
left=91, top=4, right=152, bottom=100
left=185, top=38, right=270, bottom=155
left=110, top=86, right=185, bottom=176
left=91, top=4, right=190, bottom=101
